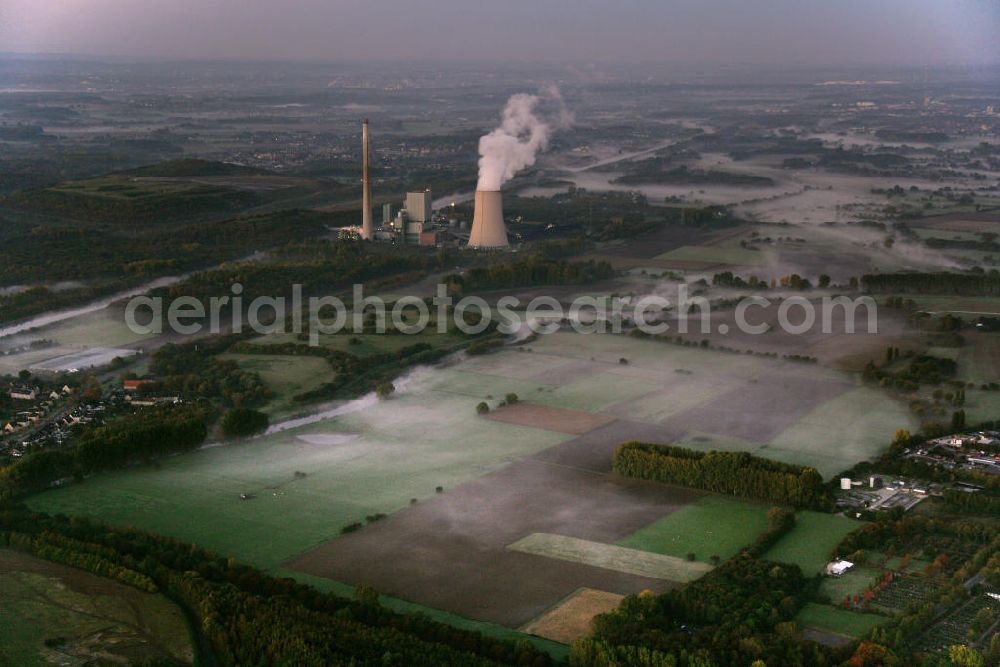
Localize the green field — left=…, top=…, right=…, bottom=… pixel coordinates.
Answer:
left=30, top=332, right=897, bottom=574
left=654, top=244, right=767, bottom=266
left=27, top=330, right=901, bottom=648
left=795, top=602, right=886, bottom=638
left=29, top=364, right=573, bottom=570
left=251, top=327, right=468, bottom=358
left=618, top=495, right=770, bottom=563
left=766, top=386, right=915, bottom=476
left=818, top=569, right=877, bottom=603
left=763, top=512, right=862, bottom=573
left=508, top=533, right=713, bottom=583
left=0, top=549, right=193, bottom=666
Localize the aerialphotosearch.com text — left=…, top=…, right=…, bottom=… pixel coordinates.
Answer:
left=124, top=283, right=879, bottom=344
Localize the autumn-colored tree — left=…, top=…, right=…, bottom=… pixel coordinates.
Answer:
left=848, top=641, right=890, bottom=666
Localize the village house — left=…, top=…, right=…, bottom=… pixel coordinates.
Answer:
left=123, top=378, right=156, bottom=392
left=9, top=385, right=38, bottom=401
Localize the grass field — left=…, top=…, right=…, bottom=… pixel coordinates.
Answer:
left=27, top=329, right=902, bottom=641
left=617, top=495, right=769, bottom=563
left=31, top=331, right=897, bottom=573
left=251, top=328, right=467, bottom=358
left=818, top=569, right=877, bottom=603
left=766, top=386, right=913, bottom=476
left=29, top=364, right=573, bottom=570
left=507, top=533, right=712, bottom=583
left=762, top=512, right=862, bottom=573
left=218, top=353, right=333, bottom=416
left=795, top=602, right=886, bottom=638
left=521, top=588, right=624, bottom=644
left=654, top=244, right=766, bottom=266
left=0, top=549, right=193, bottom=667
left=909, top=295, right=1000, bottom=315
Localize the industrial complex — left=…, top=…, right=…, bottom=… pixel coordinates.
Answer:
left=350, top=120, right=510, bottom=249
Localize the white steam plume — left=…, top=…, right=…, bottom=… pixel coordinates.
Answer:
left=476, top=87, right=571, bottom=191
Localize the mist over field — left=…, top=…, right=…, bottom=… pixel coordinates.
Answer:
left=2, top=2, right=1000, bottom=666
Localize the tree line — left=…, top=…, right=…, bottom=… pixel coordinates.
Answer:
left=0, top=403, right=213, bottom=497
left=612, top=442, right=830, bottom=510
left=863, top=271, right=1000, bottom=296
left=445, top=257, right=615, bottom=295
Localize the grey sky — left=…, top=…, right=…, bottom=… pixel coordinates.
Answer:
left=1, top=0, right=998, bottom=66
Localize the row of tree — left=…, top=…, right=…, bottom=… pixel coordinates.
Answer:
left=0, top=403, right=213, bottom=496
left=863, top=271, right=1000, bottom=296
left=445, top=257, right=615, bottom=295
left=612, top=442, right=830, bottom=509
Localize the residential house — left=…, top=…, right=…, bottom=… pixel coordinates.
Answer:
left=9, top=385, right=37, bottom=401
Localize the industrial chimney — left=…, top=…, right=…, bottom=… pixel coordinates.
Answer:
left=360, top=119, right=373, bottom=240
left=468, top=190, right=508, bottom=248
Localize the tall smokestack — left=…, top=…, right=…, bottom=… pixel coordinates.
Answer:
left=361, top=118, right=373, bottom=240
left=468, top=190, right=508, bottom=248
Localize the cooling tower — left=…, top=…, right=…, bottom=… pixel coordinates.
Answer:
left=468, top=190, right=508, bottom=248
left=360, top=119, right=373, bottom=240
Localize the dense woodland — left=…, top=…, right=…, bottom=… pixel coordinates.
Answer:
left=612, top=442, right=831, bottom=510
left=0, top=208, right=334, bottom=325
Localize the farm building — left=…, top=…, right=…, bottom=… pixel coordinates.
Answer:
left=826, top=560, right=854, bottom=577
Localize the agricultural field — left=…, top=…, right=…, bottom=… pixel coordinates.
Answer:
left=27, top=330, right=910, bottom=628
left=654, top=243, right=767, bottom=267
left=0, top=549, right=194, bottom=667
left=915, top=592, right=1000, bottom=653
left=617, top=495, right=770, bottom=563
left=29, top=363, right=573, bottom=570
left=521, top=588, right=625, bottom=645
left=908, top=295, right=1000, bottom=316
left=507, top=533, right=712, bottom=582
left=250, top=327, right=467, bottom=358
left=762, top=511, right=861, bottom=573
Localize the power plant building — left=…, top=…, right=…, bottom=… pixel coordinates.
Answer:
left=468, top=190, right=508, bottom=248
left=389, top=189, right=434, bottom=245
left=405, top=190, right=433, bottom=224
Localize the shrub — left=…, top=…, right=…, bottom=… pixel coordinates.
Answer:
left=221, top=407, right=270, bottom=438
